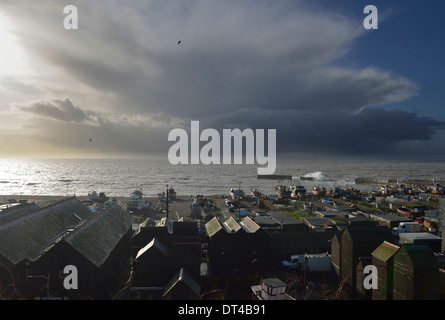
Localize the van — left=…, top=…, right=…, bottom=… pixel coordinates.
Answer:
left=391, top=221, right=421, bottom=236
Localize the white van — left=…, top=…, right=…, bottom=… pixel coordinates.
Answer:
left=391, top=222, right=420, bottom=236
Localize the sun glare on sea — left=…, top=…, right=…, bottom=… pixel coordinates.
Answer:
left=0, top=13, right=27, bottom=76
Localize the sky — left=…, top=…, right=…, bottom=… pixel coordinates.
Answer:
left=0, top=0, right=444, bottom=160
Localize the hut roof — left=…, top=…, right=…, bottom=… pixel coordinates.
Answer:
left=344, top=226, right=389, bottom=242
left=64, top=204, right=132, bottom=268
left=163, top=268, right=201, bottom=298
left=0, top=197, right=93, bottom=265
left=223, top=216, right=242, bottom=233
left=136, top=237, right=170, bottom=260
left=205, top=217, right=223, bottom=237
left=397, top=244, right=439, bottom=268
left=0, top=202, right=40, bottom=225
left=371, top=241, right=400, bottom=262
left=240, top=216, right=261, bottom=233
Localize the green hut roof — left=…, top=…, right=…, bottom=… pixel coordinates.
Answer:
left=63, top=204, right=132, bottom=268
left=0, top=197, right=93, bottom=265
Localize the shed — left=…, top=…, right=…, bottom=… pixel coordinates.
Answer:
left=340, top=226, right=390, bottom=293
left=371, top=241, right=400, bottom=300
left=355, top=256, right=373, bottom=300
left=134, top=237, right=171, bottom=287
left=393, top=244, right=440, bottom=300
left=0, top=197, right=93, bottom=298
left=131, top=218, right=168, bottom=258
left=163, top=268, right=201, bottom=300
left=398, top=232, right=442, bottom=253
left=168, top=221, right=201, bottom=281
left=61, top=204, right=133, bottom=298
left=302, top=217, right=337, bottom=232
left=330, top=232, right=342, bottom=277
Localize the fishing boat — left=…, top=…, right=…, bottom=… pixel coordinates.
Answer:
left=251, top=188, right=262, bottom=198
left=430, top=184, right=445, bottom=195
left=230, top=188, right=245, bottom=199
left=312, top=186, right=326, bottom=196
left=126, top=189, right=149, bottom=213
left=275, top=185, right=291, bottom=198
left=397, top=206, right=412, bottom=216
left=290, top=185, right=307, bottom=198
left=251, top=278, right=295, bottom=300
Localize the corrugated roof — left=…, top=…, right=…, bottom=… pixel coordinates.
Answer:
left=63, top=204, right=132, bottom=268
left=0, top=197, right=93, bottom=265
left=371, top=241, right=400, bottom=262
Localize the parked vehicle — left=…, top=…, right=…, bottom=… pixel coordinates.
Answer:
left=391, top=221, right=421, bottom=236
left=281, top=253, right=331, bottom=272
left=235, top=208, right=250, bottom=217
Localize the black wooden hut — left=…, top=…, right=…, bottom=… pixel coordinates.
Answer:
left=340, top=226, right=390, bottom=293
left=393, top=244, right=440, bottom=300
left=371, top=241, right=400, bottom=300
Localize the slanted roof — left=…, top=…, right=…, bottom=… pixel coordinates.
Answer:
left=372, top=241, right=400, bottom=262
left=64, top=204, right=132, bottom=268
left=344, top=226, right=389, bottom=242
left=205, top=217, right=223, bottom=237
left=163, top=268, right=201, bottom=298
left=0, top=202, right=40, bottom=225
left=0, top=197, right=93, bottom=265
left=223, top=216, right=241, bottom=233
left=136, top=237, right=170, bottom=260
left=240, top=216, right=261, bottom=233
left=398, top=244, right=439, bottom=268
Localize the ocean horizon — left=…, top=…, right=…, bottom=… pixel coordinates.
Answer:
left=0, top=157, right=444, bottom=198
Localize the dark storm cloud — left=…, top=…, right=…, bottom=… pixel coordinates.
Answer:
left=205, top=107, right=445, bottom=155
left=16, top=98, right=91, bottom=123
left=1, top=0, right=440, bottom=157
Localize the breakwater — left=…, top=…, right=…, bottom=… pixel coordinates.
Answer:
left=355, top=177, right=444, bottom=186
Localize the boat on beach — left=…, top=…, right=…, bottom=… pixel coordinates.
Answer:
left=251, top=278, right=295, bottom=300
left=312, top=186, right=326, bottom=196
left=230, top=188, right=245, bottom=199
left=397, top=206, right=412, bottom=216
left=275, top=185, right=291, bottom=198
left=290, top=185, right=307, bottom=198
left=126, top=189, right=149, bottom=213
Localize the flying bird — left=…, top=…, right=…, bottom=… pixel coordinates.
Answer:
left=178, top=40, right=181, bottom=45
left=89, top=138, right=92, bottom=142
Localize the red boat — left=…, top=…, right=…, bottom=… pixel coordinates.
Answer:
left=397, top=206, right=412, bottom=216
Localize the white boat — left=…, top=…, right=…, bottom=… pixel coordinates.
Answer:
left=130, top=189, right=143, bottom=200
left=290, top=185, right=306, bottom=198
left=275, top=185, right=291, bottom=198
left=251, top=278, right=295, bottom=300
left=126, top=189, right=149, bottom=213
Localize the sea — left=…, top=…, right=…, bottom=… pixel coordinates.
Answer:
left=0, top=157, right=444, bottom=198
